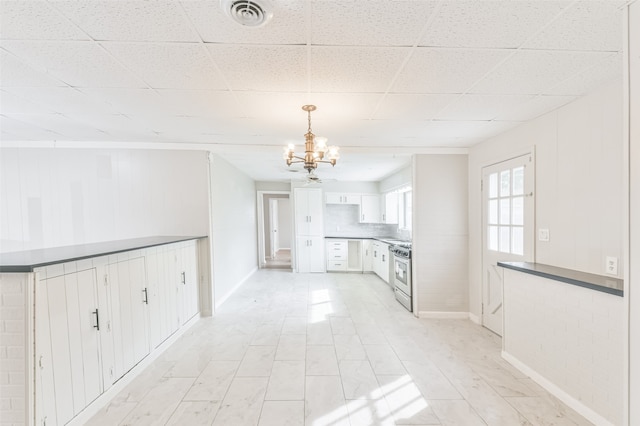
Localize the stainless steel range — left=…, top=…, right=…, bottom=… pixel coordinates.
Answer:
left=390, top=242, right=412, bottom=311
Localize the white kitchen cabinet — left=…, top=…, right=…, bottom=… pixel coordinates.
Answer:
left=362, top=240, right=373, bottom=272
left=326, top=192, right=361, bottom=205
left=107, top=256, right=150, bottom=381
left=295, top=188, right=324, bottom=236
left=326, top=239, right=348, bottom=271
left=382, top=192, right=399, bottom=224
left=178, top=241, right=199, bottom=325
left=35, top=266, right=103, bottom=426
left=297, top=236, right=325, bottom=273
left=32, top=238, right=202, bottom=426
left=360, top=194, right=381, bottom=223
left=372, top=241, right=390, bottom=283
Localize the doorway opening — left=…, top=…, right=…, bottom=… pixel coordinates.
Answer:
left=257, top=191, right=292, bottom=270
left=481, top=152, right=535, bottom=336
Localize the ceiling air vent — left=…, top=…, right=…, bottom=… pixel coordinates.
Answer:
left=221, top=0, right=273, bottom=27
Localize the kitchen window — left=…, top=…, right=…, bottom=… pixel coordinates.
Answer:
left=397, top=186, right=412, bottom=231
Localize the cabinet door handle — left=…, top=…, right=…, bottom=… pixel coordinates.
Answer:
left=143, top=288, right=148, bottom=304
left=310, top=240, right=313, bottom=246
left=382, top=254, right=385, bottom=262
left=181, top=271, right=186, bottom=285
left=383, top=214, right=386, bottom=221
left=362, top=214, right=365, bottom=221
left=93, top=309, right=100, bottom=331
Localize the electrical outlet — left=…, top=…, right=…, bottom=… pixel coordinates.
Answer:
left=606, top=256, right=618, bottom=275
left=538, top=228, right=550, bottom=242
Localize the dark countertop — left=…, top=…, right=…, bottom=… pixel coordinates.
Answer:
left=325, top=236, right=410, bottom=245
left=498, top=261, right=623, bottom=297
left=0, top=235, right=207, bottom=273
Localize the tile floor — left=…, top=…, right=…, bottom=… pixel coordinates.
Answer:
left=89, top=270, right=593, bottom=426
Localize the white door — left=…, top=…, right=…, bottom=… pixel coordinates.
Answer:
left=270, top=198, right=279, bottom=257
left=482, top=154, right=534, bottom=336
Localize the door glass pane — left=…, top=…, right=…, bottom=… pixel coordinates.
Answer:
left=512, top=227, right=524, bottom=255
left=500, top=199, right=510, bottom=225
left=499, top=226, right=510, bottom=253
left=489, top=226, right=498, bottom=251
left=489, top=173, right=498, bottom=198
left=489, top=200, right=498, bottom=224
left=512, top=197, right=524, bottom=225
left=500, top=170, right=510, bottom=197
left=512, top=166, right=524, bottom=195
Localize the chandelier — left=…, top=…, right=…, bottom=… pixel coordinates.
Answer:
left=283, top=105, right=340, bottom=174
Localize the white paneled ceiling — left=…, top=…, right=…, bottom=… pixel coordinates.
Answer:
left=0, top=0, right=626, bottom=182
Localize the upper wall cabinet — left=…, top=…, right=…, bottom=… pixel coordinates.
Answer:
left=382, top=192, right=399, bottom=224
left=295, top=188, right=324, bottom=236
left=326, top=192, right=361, bottom=205
left=360, top=194, right=382, bottom=223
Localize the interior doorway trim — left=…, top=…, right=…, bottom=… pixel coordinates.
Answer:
left=257, top=190, right=291, bottom=269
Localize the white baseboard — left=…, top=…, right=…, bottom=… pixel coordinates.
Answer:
left=214, top=267, right=257, bottom=309
left=418, top=311, right=470, bottom=319
left=468, top=312, right=481, bottom=324
left=68, top=314, right=201, bottom=426
left=501, top=351, right=614, bottom=426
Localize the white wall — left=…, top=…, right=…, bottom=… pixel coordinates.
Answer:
left=209, top=154, right=257, bottom=308
left=278, top=198, right=292, bottom=249
left=413, top=154, right=468, bottom=314
left=468, top=80, right=624, bottom=319
left=628, top=3, right=640, bottom=424
left=503, top=269, right=623, bottom=426
left=380, top=166, right=412, bottom=193
left=0, top=148, right=209, bottom=253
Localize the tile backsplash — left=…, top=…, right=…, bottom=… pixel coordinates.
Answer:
left=324, top=204, right=408, bottom=240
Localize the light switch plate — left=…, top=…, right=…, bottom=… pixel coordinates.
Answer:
left=606, top=256, right=618, bottom=275
left=538, top=228, right=550, bottom=242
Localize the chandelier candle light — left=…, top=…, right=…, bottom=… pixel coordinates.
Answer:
left=283, top=105, right=340, bottom=174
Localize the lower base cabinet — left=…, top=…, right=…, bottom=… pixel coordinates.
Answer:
left=297, top=236, right=325, bottom=272
left=35, top=240, right=200, bottom=426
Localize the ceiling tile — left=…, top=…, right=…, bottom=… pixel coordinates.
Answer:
left=495, top=95, right=578, bottom=121
left=0, top=49, right=67, bottom=87
left=310, top=46, right=410, bottom=92
left=0, top=90, right=54, bottom=114
left=311, top=0, right=437, bottom=46
left=546, top=53, right=622, bottom=96
left=436, top=94, right=535, bottom=121
left=208, top=44, right=307, bottom=92
left=373, top=94, right=458, bottom=120
left=5, top=113, right=112, bottom=140
left=523, top=1, right=625, bottom=52
left=54, top=1, right=199, bottom=42
left=70, top=114, right=157, bottom=139
left=1, top=41, right=144, bottom=88
left=183, top=0, right=306, bottom=44
left=157, top=90, right=243, bottom=118
left=421, top=1, right=569, bottom=49
left=78, top=88, right=171, bottom=116
left=0, top=1, right=90, bottom=41
left=104, top=42, right=228, bottom=90
left=392, top=48, right=511, bottom=94
left=4, top=87, right=117, bottom=115
left=0, top=116, right=61, bottom=140
left=470, top=50, right=613, bottom=95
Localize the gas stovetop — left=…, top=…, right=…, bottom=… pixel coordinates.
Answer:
left=390, top=243, right=412, bottom=259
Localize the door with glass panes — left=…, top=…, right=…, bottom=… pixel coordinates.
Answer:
left=482, top=154, right=534, bottom=336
